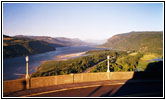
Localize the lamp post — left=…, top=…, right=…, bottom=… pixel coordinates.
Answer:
left=107, top=55, right=110, bottom=72
left=25, top=56, right=30, bottom=89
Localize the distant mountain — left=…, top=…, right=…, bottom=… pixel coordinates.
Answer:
left=83, top=39, right=107, bottom=45
left=15, top=35, right=64, bottom=47
left=15, top=35, right=93, bottom=47
left=54, top=37, right=95, bottom=46
left=3, top=35, right=56, bottom=58
left=100, top=31, right=163, bottom=55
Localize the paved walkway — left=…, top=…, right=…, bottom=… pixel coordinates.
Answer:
left=4, top=79, right=163, bottom=97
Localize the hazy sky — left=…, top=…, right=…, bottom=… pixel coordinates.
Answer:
left=3, top=3, right=163, bottom=40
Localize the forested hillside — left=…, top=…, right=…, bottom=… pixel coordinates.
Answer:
left=3, top=35, right=56, bottom=58
left=15, top=35, right=93, bottom=47
left=101, top=31, right=163, bottom=56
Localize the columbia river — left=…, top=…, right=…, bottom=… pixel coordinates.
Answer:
left=3, top=46, right=107, bottom=80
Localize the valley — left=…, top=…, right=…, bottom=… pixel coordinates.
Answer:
left=3, top=31, right=163, bottom=80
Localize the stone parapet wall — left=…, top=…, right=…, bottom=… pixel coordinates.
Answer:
left=3, top=72, right=134, bottom=94
left=30, top=72, right=134, bottom=88
left=3, top=78, right=26, bottom=94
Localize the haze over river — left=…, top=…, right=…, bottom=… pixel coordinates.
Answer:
left=3, top=46, right=107, bottom=80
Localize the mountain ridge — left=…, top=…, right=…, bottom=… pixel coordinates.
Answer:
left=15, top=35, right=94, bottom=47
left=3, top=35, right=56, bottom=58
left=100, top=31, right=163, bottom=55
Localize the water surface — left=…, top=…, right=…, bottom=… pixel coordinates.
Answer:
left=147, top=57, right=163, bottom=62
left=3, top=46, right=106, bottom=80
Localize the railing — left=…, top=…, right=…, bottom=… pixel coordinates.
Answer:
left=3, top=72, right=134, bottom=94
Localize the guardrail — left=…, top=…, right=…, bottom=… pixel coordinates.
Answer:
left=3, top=72, right=134, bottom=94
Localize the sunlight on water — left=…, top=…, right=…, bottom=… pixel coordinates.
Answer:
left=3, top=46, right=107, bottom=80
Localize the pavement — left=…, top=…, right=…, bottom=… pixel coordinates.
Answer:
left=4, top=79, right=163, bottom=97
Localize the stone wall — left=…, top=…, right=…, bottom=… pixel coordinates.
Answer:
left=30, top=72, right=134, bottom=89
left=3, top=78, right=26, bottom=94
left=3, top=72, right=134, bottom=94
left=30, top=76, right=56, bottom=88
left=74, top=72, right=109, bottom=83
left=110, top=72, right=134, bottom=80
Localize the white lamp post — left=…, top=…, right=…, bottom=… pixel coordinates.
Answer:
left=107, top=55, right=110, bottom=72
left=25, top=56, right=29, bottom=79
left=25, top=56, right=30, bottom=89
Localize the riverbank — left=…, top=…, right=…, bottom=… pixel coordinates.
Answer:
left=9, top=52, right=88, bottom=80
left=4, top=46, right=106, bottom=80
left=54, top=52, right=87, bottom=61
left=40, top=51, right=87, bottom=64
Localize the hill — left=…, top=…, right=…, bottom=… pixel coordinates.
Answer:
left=15, top=35, right=64, bottom=47
left=100, top=31, right=163, bottom=56
left=3, top=35, right=56, bottom=58
left=15, top=35, right=93, bottom=47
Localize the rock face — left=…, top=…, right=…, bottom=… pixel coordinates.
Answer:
left=3, top=35, right=56, bottom=58
left=101, top=31, right=163, bottom=55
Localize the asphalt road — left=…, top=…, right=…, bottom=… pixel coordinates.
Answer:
left=83, top=60, right=106, bottom=73
left=5, top=79, right=163, bottom=97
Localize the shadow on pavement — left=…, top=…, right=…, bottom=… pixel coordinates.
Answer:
left=101, top=61, right=163, bottom=97
left=87, top=86, right=103, bottom=97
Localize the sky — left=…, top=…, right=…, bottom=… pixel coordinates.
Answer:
left=3, top=3, right=163, bottom=40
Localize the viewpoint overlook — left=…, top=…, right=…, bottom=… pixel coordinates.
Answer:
left=3, top=31, right=163, bottom=97
left=2, top=2, right=164, bottom=98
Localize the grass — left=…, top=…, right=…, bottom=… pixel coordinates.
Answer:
left=137, top=54, right=159, bottom=71
left=139, top=54, right=158, bottom=61
left=129, top=52, right=137, bottom=56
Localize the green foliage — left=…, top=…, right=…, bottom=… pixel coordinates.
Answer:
left=137, top=54, right=161, bottom=71
left=99, top=32, right=163, bottom=72
left=116, top=52, right=143, bottom=71
left=31, top=50, right=127, bottom=77
left=101, top=31, right=163, bottom=55
left=3, top=35, right=56, bottom=58
left=91, top=52, right=143, bottom=72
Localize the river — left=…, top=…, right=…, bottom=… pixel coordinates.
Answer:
left=3, top=46, right=107, bottom=80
